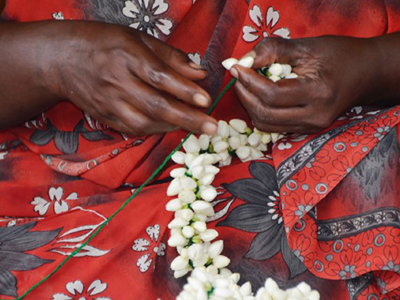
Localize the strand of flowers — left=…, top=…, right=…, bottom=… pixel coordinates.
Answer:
left=165, top=119, right=320, bottom=300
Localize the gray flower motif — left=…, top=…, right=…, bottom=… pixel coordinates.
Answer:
left=377, top=278, right=387, bottom=294
left=339, top=264, right=357, bottom=279
left=122, top=0, right=173, bottom=39
left=373, top=125, right=391, bottom=141
left=218, top=162, right=307, bottom=279
left=382, top=260, right=400, bottom=273
left=294, top=204, right=313, bottom=218
left=0, top=222, right=62, bottom=297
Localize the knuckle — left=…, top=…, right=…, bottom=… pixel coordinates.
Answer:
left=148, top=96, right=167, bottom=114
left=146, top=67, right=168, bottom=86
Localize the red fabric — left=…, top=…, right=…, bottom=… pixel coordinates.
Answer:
left=1, top=1, right=400, bottom=299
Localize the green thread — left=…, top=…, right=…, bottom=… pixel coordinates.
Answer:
left=5, top=78, right=237, bottom=300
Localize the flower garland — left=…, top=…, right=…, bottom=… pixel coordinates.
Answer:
left=166, top=60, right=320, bottom=300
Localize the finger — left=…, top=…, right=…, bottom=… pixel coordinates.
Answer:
left=128, top=45, right=212, bottom=108
left=126, top=79, right=218, bottom=135
left=235, top=80, right=308, bottom=127
left=233, top=65, right=309, bottom=107
left=113, top=101, right=178, bottom=136
left=240, top=37, right=298, bottom=69
left=140, top=33, right=208, bottom=80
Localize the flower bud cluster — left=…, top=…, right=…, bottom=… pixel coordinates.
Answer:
left=177, top=269, right=320, bottom=300
left=167, top=120, right=318, bottom=299
left=258, top=63, right=298, bottom=82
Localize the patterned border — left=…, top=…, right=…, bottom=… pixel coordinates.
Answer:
left=347, top=273, right=374, bottom=300
left=317, top=207, right=400, bottom=241
left=276, top=108, right=392, bottom=188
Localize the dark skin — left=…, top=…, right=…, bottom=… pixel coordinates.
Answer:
left=0, top=20, right=218, bottom=135
left=1, top=11, right=400, bottom=135
left=231, top=34, right=400, bottom=133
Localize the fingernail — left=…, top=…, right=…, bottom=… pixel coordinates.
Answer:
left=202, top=122, right=218, bottom=135
left=189, top=62, right=206, bottom=70
left=237, top=56, right=254, bottom=68
left=193, top=93, right=210, bottom=107
left=229, top=67, right=239, bottom=79
left=222, top=58, right=239, bottom=70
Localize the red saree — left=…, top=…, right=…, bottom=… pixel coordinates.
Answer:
left=1, top=0, right=400, bottom=299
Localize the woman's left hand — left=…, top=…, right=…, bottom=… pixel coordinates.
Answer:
left=230, top=36, right=381, bottom=133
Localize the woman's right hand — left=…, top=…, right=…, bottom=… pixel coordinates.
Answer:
left=43, top=21, right=218, bottom=136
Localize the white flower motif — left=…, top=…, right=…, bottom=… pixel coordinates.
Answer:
left=188, top=52, right=201, bottom=66
left=122, top=0, right=173, bottom=39
left=31, top=187, right=78, bottom=216
left=243, top=5, right=290, bottom=43
left=0, top=151, right=8, bottom=160
left=132, top=224, right=166, bottom=272
left=52, top=279, right=111, bottom=300
left=52, top=12, right=65, bottom=20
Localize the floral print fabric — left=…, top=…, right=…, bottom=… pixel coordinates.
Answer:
left=1, top=0, right=400, bottom=299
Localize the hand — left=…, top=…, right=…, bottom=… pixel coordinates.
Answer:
left=47, top=21, right=217, bottom=136
left=230, top=36, right=380, bottom=133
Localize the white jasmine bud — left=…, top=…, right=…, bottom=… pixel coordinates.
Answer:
left=198, top=134, right=210, bottom=151
left=236, top=146, right=251, bottom=160
left=229, top=273, right=240, bottom=284
left=182, top=226, right=195, bottom=238
left=179, top=190, right=196, bottom=204
left=257, top=143, right=268, bottom=152
left=281, top=64, right=292, bottom=77
left=214, top=288, right=233, bottom=298
left=200, top=186, right=217, bottom=201
left=200, top=229, right=218, bottom=242
left=211, top=135, right=222, bottom=145
left=248, top=132, right=261, bottom=147
left=166, top=198, right=182, bottom=211
left=168, top=218, right=188, bottom=229
left=193, top=213, right=207, bottom=222
left=167, top=178, right=182, bottom=196
left=287, top=288, right=304, bottom=299
left=184, top=154, right=196, bottom=169
left=188, top=244, right=204, bottom=261
left=174, top=267, right=190, bottom=278
left=170, top=167, right=187, bottom=178
left=269, top=63, right=283, bottom=76
left=180, top=208, right=195, bottom=221
left=261, top=133, right=272, bottom=144
left=229, top=119, right=247, bottom=133
left=228, top=135, right=241, bottom=150
left=271, top=289, right=288, bottom=300
left=219, top=157, right=232, bottom=167
left=204, top=165, right=220, bottom=175
left=218, top=150, right=230, bottom=161
left=215, top=278, right=230, bottom=288
left=240, top=282, right=252, bottom=296
left=206, top=265, right=219, bottom=276
left=192, top=200, right=213, bottom=213
left=193, top=221, right=207, bottom=233
left=199, top=173, right=215, bottom=186
left=212, top=255, right=230, bottom=268
left=203, top=153, right=217, bottom=165
left=285, top=73, right=298, bottom=79
left=171, top=255, right=189, bottom=271
left=229, top=125, right=240, bottom=136
left=218, top=120, right=230, bottom=139
left=168, top=234, right=187, bottom=247
left=213, top=141, right=229, bottom=153
left=222, top=58, right=239, bottom=70
left=296, top=282, right=311, bottom=296
left=271, top=133, right=280, bottom=143
left=208, top=240, right=224, bottom=258
left=308, top=291, right=320, bottom=300
left=178, top=247, right=189, bottom=259
left=193, top=253, right=209, bottom=267
left=171, top=151, right=186, bottom=164
left=239, top=134, right=248, bottom=145
left=180, top=177, right=197, bottom=191
left=269, top=75, right=281, bottom=82
left=183, top=135, right=201, bottom=154
left=188, top=155, right=205, bottom=169
left=255, top=288, right=272, bottom=300
left=265, top=279, right=279, bottom=293
left=191, top=165, right=205, bottom=180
